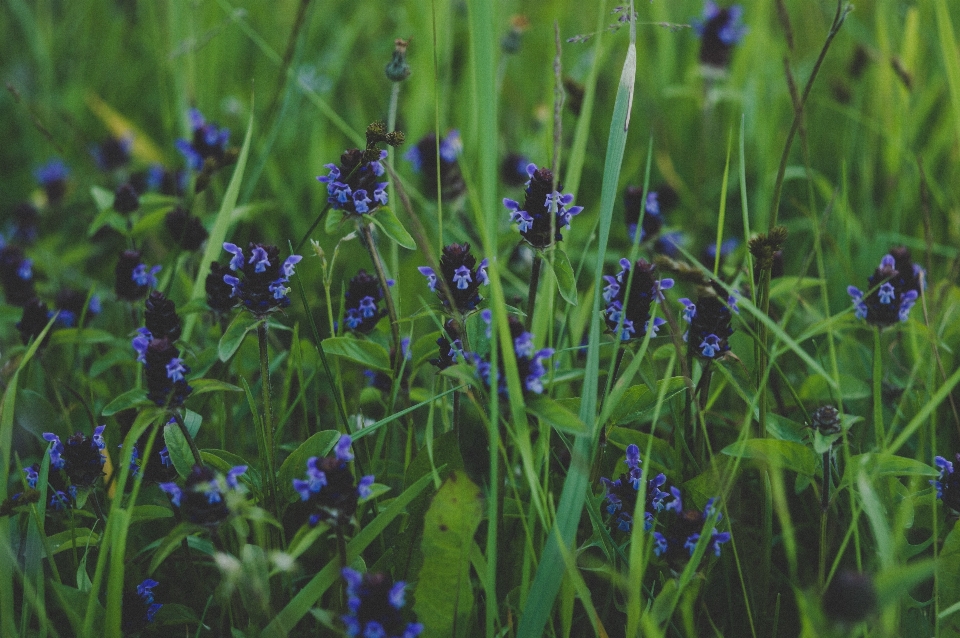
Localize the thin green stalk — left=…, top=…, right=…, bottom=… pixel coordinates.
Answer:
left=360, top=222, right=401, bottom=361
left=258, top=321, right=279, bottom=519
left=525, top=254, right=543, bottom=330
left=387, top=79, right=401, bottom=286
left=819, top=449, right=830, bottom=590
left=294, top=203, right=331, bottom=254
left=873, top=326, right=884, bottom=448
left=171, top=411, right=203, bottom=468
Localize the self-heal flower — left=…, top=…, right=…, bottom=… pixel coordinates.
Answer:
left=35, top=159, right=69, bottom=206
left=159, top=464, right=246, bottom=527
left=92, top=135, right=132, bottom=172
left=0, top=245, right=36, bottom=307
left=600, top=444, right=672, bottom=533
left=604, top=258, right=672, bottom=341
left=42, top=425, right=107, bottom=490
left=503, top=163, right=583, bottom=249
left=292, top=434, right=374, bottom=527
left=847, top=253, right=919, bottom=327
left=164, top=206, right=208, bottom=251
left=318, top=149, right=389, bottom=216
left=474, top=315, right=554, bottom=396
left=341, top=568, right=424, bottom=638
left=652, top=493, right=730, bottom=569
left=343, top=269, right=386, bottom=334
left=405, top=131, right=466, bottom=199
left=694, top=2, right=748, bottom=69
left=141, top=338, right=192, bottom=407
left=932, top=454, right=960, bottom=512
left=116, top=250, right=160, bottom=301
left=177, top=108, right=230, bottom=171
left=220, top=242, right=302, bottom=315
left=418, top=243, right=489, bottom=313
left=678, top=290, right=735, bottom=359
left=122, top=578, right=163, bottom=633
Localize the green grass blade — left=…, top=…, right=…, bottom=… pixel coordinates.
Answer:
left=936, top=2, right=960, bottom=149
left=181, top=100, right=255, bottom=343
left=517, top=10, right=638, bottom=635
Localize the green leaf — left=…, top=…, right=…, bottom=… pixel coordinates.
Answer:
left=201, top=449, right=261, bottom=491
left=87, top=202, right=128, bottom=237
left=321, top=336, right=390, bottom=371
left=128, top=505, right=174, bottom=525
left=183, top=409, right=202, bottom=437
left=370, top=206, right=416, bottom=249
left=414, top=471, right=483, bottom=638
left=721, top=439, right=818, bottom=477
left=148, top=522, right=201, bottom=574
left=101, top=388, right=150, bottom=417
left=276, top=430, right=341, bottom=505
left=325, top=207, right=345, bottom=234
left=46, top=528, right=100, bottom=555
left=550, top=248, right=578, bottom=306
left=130, top=206, right=176, bottom=238
left=50, top=582, right=104, bottom=636
left=163, top=422, right=195, bottom=479
left=526, top=395, right=588, bottom=435
left=90, top=185, right=114, bottom=212
left=606, top=427, right=677, bottom=472
left=48, top=328, right=118, bottom=347
left=153, top=603, right=200, bottom=626
left=607, top=377, right=687, bottom=426
left=218, top=313, right=263, bottom=362
left=190, top=378, right=244, bottom=396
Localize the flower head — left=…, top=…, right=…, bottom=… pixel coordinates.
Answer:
left=932, top=454, right=960, bottom=512
left=113, top=183, right=140, bottom=215
left=16, top=298, right=53, bottom=345
left=35, top=159, right=69, bottom=206
left=810, top=405, right=842, bottom=436
left=418, top=243, right=489, bottom=313
left=651, top=494, right=730, bottom=569
left=0, top=245, right=36, bottom=307
left=176, top=108, right=230, bottom=171
left=205, top=261, right=235, bottom=314
left=405, top=131, right=465, bottom=199
left=92, top=135, right=133, bottom=172
left=624, top=185, right=678, bottom=243
left=220, top=242, right=302, bottom=316
left=293, top=435, right=374, bottom=527
left=115, top=250, right=160, bottom=302
left=603, top=258, right=672, bottom=341
left=42, top=425, right=107, bottom=491
left=678, top=290, right=735, bottom=359
left=341, top=568, right=423, bottom=638
left=137, top=337, right=192, bottom=407
left=847, top=253, right=919, bottom=327
left=430, top=320, right=463, bottom=370
left=54, top=288, right=99, bottom=329
left=318, top=147, right=390, bottom=217
left=474, top=315, right=554, bottom=396
left=122, top=578, right=163, bottom=633
left=503, top=163, right=583, bottom=249
left=144, top=291, right=182, bottom=342
left=343, top=269, right=386, bottom=334
left=694, top=2, right=748, bottom=69
left=600, top=444, right=672, bottom=533
left=165, top=207, right=209, bottom=251
left=159, top=464, right=246, bottom=526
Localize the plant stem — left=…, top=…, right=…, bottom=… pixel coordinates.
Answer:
left=873, top=326, right=884, bottom=448
left=360, top=222, right=402, bottom=362
left=819, top=449, right=830, bottom=589
left=171, top=410, right=203, bottom=468
left=294, top=203, right=331, bottom=254
left=525, top=252, right=543, bottom=330
left=257, top=321, right=279, bottom=518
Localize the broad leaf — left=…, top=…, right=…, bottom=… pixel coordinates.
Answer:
left=526, top=395, right=588, bottom=435
left=321, top=336, right=390, bottom=371
left=551, top=248, right=578, bottom=306
left=218, top=313, right=263, bottom=362
left=277, top=430, right=341, bottom=505
left=371, top=206, right=416, bottom=249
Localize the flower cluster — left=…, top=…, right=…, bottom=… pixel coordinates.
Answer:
left=343, top=269, right=386, bottom=334
left=16, top=298, right=52, bottom=346
left=624, top=185, right=678, bottom=244
left=474, top=313, right=554, bottom=395
left=54, top=288, right=101, bottom=329
left=0, top=244, right=35, bottom=306
left=430, top=319, right=463, bottom=371
left=405, top=131, right=465, bottom=200
left=159, top=464, right=247, bottom=527
left=115, top=250, right=161, bottom=302
left=318, top=122, right=403, bottom=217
left=92, top=135, right=132, bottom=172
left=600, top=444, right=671, bottom=532
left=177, top=108, right=230, bottom=172
left=503, top=163, right=583, bottom=249
left=694, top=2, right=748, bottom=69
left=678, top=291, right=736, bottom=359
left=42, top=426, right=106, bottom=508
left=133, top=292, right=192, bottom=407
left=932, top=455, right=960, bottom=512
left=165, top=206, right=208, bottom=251
left=652, top=494, right=731, bottom=568
left=847, top=249, right=921, bottom=328
left=418, top=243, right=489, bottom=313
left=205, top=261, right=235, bottom=314
left=35, top=159, right=69, bottom=206
left=113, top=182, right=140, bottom=215
left=341, top=568, right=423, bottom=638
left=603, top=258, right=673, bottom=341
left=293, top=435, right=374, bottom=527
left=122, top=578, right=163, bottom=633
left=221, top=242, right=302, bottom=315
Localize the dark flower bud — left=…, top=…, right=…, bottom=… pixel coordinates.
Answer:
left=343, top=269, right=386, bottom=334
left=822, top=570, right=877, bottom=624
left=0, top=245, right=36, bottom=306
left=220, top=243, right=302, bottom=316
left=624, top=185, right=676, bottom=243
left=164, top=207, right=208, bottom=250
left=132, top=165, right=187, bottom=197
left=847, top=253, right=919, bottom=327
left=652, top=492, right=730, bottom=569
left=694, top=2, right=748, bottom=69
left=138, top=337, right=192, bottom=407
left=385, top=38, right=411, bottom=82
left=176, top=109, right=230, bottom=172
left=35, top=159, right=69, bottom=206
left=753, top=249, right=784, bottom=284
left=55, top=288, right=100, bottom=328
left=144, top=291, right=182, bottom=341
left=810, top=405, right=841, bottom=436
left=113, top=183, right=141, bottom=215
left=501, top=153, right=531, bottom=188
left=118, top=411, right=178, bottom=485
left=317, top=147, right=389, bottom=217
left=341, top=568, right=423, bottom=638
left=122, top=578, right=163, bottom=633
left=205, top=261, right=236, bottom=314
left=600, top=444, right=671, bottom=533
left=417, top=243, right=489, bottom=313
left=848, top=45, right=870, bottom=80
left=17, top=298, right=51, bottom=345
left=92, top=136, right=133, bottom=171
left=404, top=132, right=466, bottom=200
left=159, top=464, right=246, bottom=527
left=431, top=320, right=463, bottom=370
left=678, top=289, right=737, bottom=359
left=603, top=258, right=673, bottom=341
left=473, top=312, right=554, bottom=395
left=11, top=202, right=39, bottom=244
left=503, top=163, right=583, bottom=249
left=115, top=250, right=160, bottom=301
left=42, top=426, right=107, bottom=490
left=293, top=435, right=373, bottom=527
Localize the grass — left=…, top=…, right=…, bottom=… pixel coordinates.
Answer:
left=1, top=0, right=960, bottom=636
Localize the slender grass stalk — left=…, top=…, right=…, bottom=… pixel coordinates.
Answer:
left=872, top=327, right=884, bottom=448
left=359, top=222, right=401, bottom=362
left=257, top=321, right=279, bottom=519
left=525, top=254, right=543, bottom=330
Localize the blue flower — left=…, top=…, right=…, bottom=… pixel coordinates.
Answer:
left=604, top=258, right=673, bottom=341
left=932, top=454, right=960, bottom=512
left=405, top=131, right=465, bottom=199
left=652, top=492, right=730, bottom=566
left=122, top=578, right=163, bottom=632
left=220, top=242, right=302, bottom=315
left=341, top=568, right=423, bottom=638
left=35, top=159, right=69, bottom=205
left=159, top=464, right=246, bottom=527
left=473, top=314, right=553, bottom=396
left=694, top=2, right=748, bottom=68
left=678, top=291, right=735, bottom=359
left=342, top=270, right=385, bottom=334
left=600, top=444, right=673, bottom=533
left=503, top=163, right=583, bottom=248
left=847, top=252, right=920, bottom=327
left=318, top=148, right=389, bottom=216
left=293, top=434, right=374, bottom=527
left=419, top=243, right=489, bottom=313
left=176, top=109, right=230, bottom=171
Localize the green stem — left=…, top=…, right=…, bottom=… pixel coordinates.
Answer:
left=294, top=203, right=331, bottom=254
left=360, top=223, right=402, bottom=361
left=819, top=449, right=830, bottom=590
left=873, top=326, right=884, bottom=448
left=525, top=252, right=543, bottom=330
left=171, top=410, right=203, bottom=468
left=257, top=321, right=279, bottom=518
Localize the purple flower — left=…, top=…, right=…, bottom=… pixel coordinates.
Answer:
left=220, top=242, right=301, bottom=315
left=604, top=258, right=672, bottom=341
left=600, top=444, right=672, bottom=533
left=176, top=108, right=230, bottom=171
left=419, top=243, right=489, bottom=313
left=341, top=568, right=423, bottom=638
left=848, top=251, right=920, bottom=327
left=293, top=434, right=373, bottom=527
left=678, top=291, right=735, bottom=359
left=503, top=163, right=583, bottom=248
left=405, top=131, right=466, bottom=199
left=160, top=464, right=245, bottom=526
left=694, top=2, right=748, bottom=68
left=318, top=148, right=389, bottom=216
